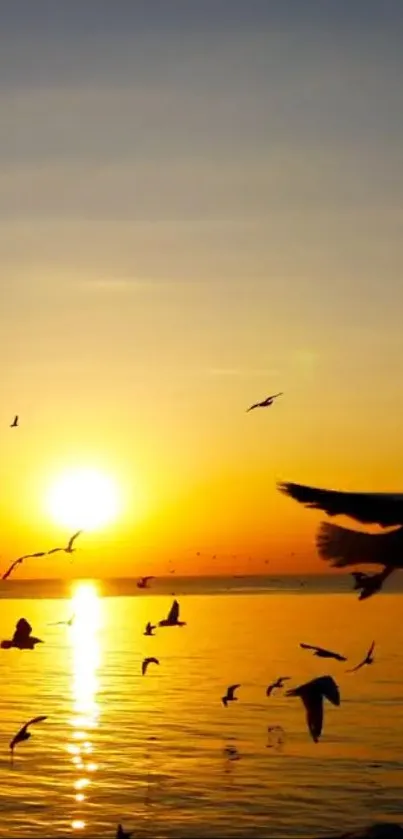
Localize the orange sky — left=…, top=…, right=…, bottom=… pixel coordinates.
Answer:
left=1, top=4, right=403, bottom=578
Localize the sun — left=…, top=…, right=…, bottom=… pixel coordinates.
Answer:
left=46, top=468, right=120, bottom=532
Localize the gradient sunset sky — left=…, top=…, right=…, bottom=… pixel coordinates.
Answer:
left=1, top=1, right=403, bottom=578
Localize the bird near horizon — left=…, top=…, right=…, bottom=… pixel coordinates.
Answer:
left=48, top=614, right=75, bottom=627
left=158, top=599, right=186, bottom=627
left=116, top=825, right=133, bottom=839
left=285, top=675, right=340, bottom=743
left=47, top=530, right=83, bottom=555
left=137, top=576, right=154, bottom=589
left=144, top=621, right=156, bottom=636
left=300, top=643, right=347, bottom=662
left=1, top=618, right=43, bottom=650
left=2, top=551, right=47, bottom=581
left=351, top=567, right=393, bottom=600
left=222, top=684, right=240, bottom=707
left=266, top=676, right=290, bottom=697
left=9, top=715, right=47, bottom=763
left=142, top=657, right=159, bottom=675
left=246, top=392, right=283, bottom=412
left=10, top=415, right=18, bottom=428
left=347, top=641, right=376, bottom=673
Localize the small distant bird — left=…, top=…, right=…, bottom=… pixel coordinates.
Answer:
left=285, top=675, right=340, bottom=742
left=351, top=567, right=393, bottom=601
left=2, top=551, right=46, bottom=581
left=116, top=825, right=132, bottom=839
left=347, top=641, right=376, bottom=673
left=10, top=415, right=19, bottom=428
left=158, top=599, right=186, bottom=627
left=224, top=745, right=240, bottom=761
left=300, top=643, right=347, bottom=662
left=266, top=676, right=290, bottom=697
left=137, top=576, right=154, bottom=589
left=49, top=614, right=75, bottom=627
left=9, top=715, right=47, bottom=763
left=247, top=392, right=283, bottom=412
left=144, top=621, right=156, bottom=636
left=222, top=684, right=240, bottom=707
left=142, top=657, right=159, bottom=675
left=47, top=531, right=83, bottom=555
left=1, top=618, right=43, bottom=650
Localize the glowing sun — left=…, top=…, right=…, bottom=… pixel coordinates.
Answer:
left=47, top=468, right=120, bottom=531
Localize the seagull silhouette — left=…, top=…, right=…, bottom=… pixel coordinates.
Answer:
left=351, top=567, right=393, bottom=600
left=47, top=531, right=83, bottom=555
left=347, top=641, right=376, bottom=673
left=2, top=552, right=47, bottom=580
left=285, top=675, right=340, bottom=742
left=48, top=614, right=75, bottom=627
left=137, top=576, right=154, bottom=589
left=266, top=676, right=290, bottom=697
left=1, top=618, right=43, bottom=650
left=300, top=643, right=347, bottom=662
left=10, top=715, right=47, bottom=763
left=222, top=684, right=240, bottom=707
left=144, top=621, right=156, bottom=636
left=116, top=825, right=133, bottom=839
left=142, top=657, right=159, bottom=675
left=10, top=415, right=19, bottom=428
left=158, top=599, right=186, bottom=627
left=246, top=392, right=283, bottom=412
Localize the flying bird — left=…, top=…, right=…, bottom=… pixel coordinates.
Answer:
left=142, top=657, right=159, bottom=675
left=347, top=641, right=375, bottom=673
left=222, top=684, right=240, bottom=707
left=266, top=677, right=291, bottom=697
left=144, top=622, right=156, bottom=636
left=116, top=825, right=133, bottom=839
left=300, top=643, right=347, bottom=662
left=10, top=415, right=19, bottom=428
left=48, top=614, right=75, bottom=627
left=158, top=599, right=186, bottom=627
left=9, top=715, right=47, bottom=763
left=1, top=618, right=43, bottom=650
left=285, top=675, right=340, bottom=742
left=247, top=392, right=283, bottom=412
left=2, top=552, right=47, bottom=581
left=47, top=531, right=83, bottom=555
left=137, top=576, right=154, bottom=589
left=351, top=567, right=393, bottom=600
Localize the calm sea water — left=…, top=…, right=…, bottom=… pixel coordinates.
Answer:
left=0, top=577, right=402, bottom=838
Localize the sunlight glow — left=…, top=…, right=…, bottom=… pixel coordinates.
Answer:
left=46, top=467, right=120, bottom=531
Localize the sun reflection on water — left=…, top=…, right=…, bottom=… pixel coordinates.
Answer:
left=68, top=581, right=101, bottom=832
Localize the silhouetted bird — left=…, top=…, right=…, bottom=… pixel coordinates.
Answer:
left=158, top=599, right=186, bottom=627
left=222, top=684, right=240, bottom=707
left=10, top=415, right=19, bottom=428
left=285, top=675, right=340, bottom=742
left=137, top=576, right=154, bottom=589
left=266, top=676, right=290, bottom=697
left=144, top=621, right=156, bottom=636
left=347, top=641, right=376, bottom=673
left=300, top=643, right=347, bottom=662
left=1, top=618, right=43, bottom=650
left=49, top=614, right=75, bottom=627
left=10, top=715, right=47, bottom=763
left=247, top=392, right=283, bottom=412
left=116, top=825, right=132, bottom=839
left=142, top=657, right=159, bottom=675
left=48, top=531, right=83, bottom=555
left=351, top=567, right=393, bottom=600
left=2, top=552, right=46, bottom=580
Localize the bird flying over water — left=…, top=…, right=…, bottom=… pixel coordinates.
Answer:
left=1, top=618, right=43, bottom=650
left=142, top=657, right=159, bottom=675
left=247, top=392, right=283, bottom=412
left=9, top=715, right=47, bottom=762
left=266, top=677, right=290, bottom=697
left=158, top=599, right=186, bottom=627
left=300, top=643, right=347, bottom=662
left=48, top=614, right=75, bottom=627
left=351, top=567, right=393, bottom=600
left=285, top=675, right=340, bottom=742
left=2, top=552, right=46, bottom=580
left=10, top=415, right=19, bottom=428
left=47, top=531, right=83, bottom=555
left=137, top=576, right=154, bottom=589
left=144, top=621, right=156, bottom=636
left=347, top=641, right=375, bottom=673
left=222, top=684, right=240, bottom=707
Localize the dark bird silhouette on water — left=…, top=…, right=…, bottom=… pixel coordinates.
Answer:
left=9, top=715, right=47, bottom=763
left=47, top=530, right=83, bottom=555
left=300, top=643, right=347, bottom=662
left=277, top=482, right=403, bottom=586
left=116, top=825, right=133, bottom=839
left=10, top=415, right=19, bottom=428
left=144, top=621, right=156, bottom=636
left=1, top=618, right=43, bottom=650
left=351, top=567, right=393, bottom=601
left=266, top=676, right=290, bottom=697
left=222, top=684, right=240, bottom=707
left=158, top=599, right=186, bottom=627
left=247, top=392, right=283, bottom=412
left=2, top=552, right=46, bottom=581
left=142, top=657, right=159, bottom=675
left=285, top=675, right=340, bottom=742
left=347, top=641, right=375, bottom=673
left=137, top=576, right=154, bottom=589
left=49, top=614, right=75, bottom=627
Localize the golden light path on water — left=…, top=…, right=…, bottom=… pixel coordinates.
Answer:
left=67, top=582, right=101, bottom=832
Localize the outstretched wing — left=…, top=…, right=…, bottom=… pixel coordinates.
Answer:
left=2, top=558, right=23, bottom=580
left=301, top=692, right=323, bottom=742
left=246, top=402, right=260, bottom=412
left=315, top=675, right=340, bottom=706
left=300, top=642, right=319, bottom=652
left=167, top=599, right=179, bottom=622
left=48, top=547, right=63, bottom=554
left=317, top=522, right=403, bottom=569
left=347, top=659, right=365, bottom=673
left=278, top=482, right=403, bottom=527
left=68, top=531, right=82, bottom=550
left=228, top=684, right=240, bottom=699
left=367, top=640, right=375, bottom=658
left=26, top=715, right=47, bottom=729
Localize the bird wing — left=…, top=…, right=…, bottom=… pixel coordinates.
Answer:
left=269, top=392, right=283, bottom=400
left=228, top=684, right=240, bottom=699
left=2, top=558, right=22, bottom=580
left=316, top=522, right=403, bottom=569
left=278, top=482, right=403, bottom=527
left=300, top=643, right=319, bottom=652
left=302, top=692, right=324, bottom=742
left=315, top=675, right=340, bottom=706
left=144, top=576, right=154, bottom=583
left=266, top=684, right=274, bottom=696
left=13, top=618, right=32, bottom=641
left=367, top=640, right=376, bottom=658
left=142, top=659, right=149, bottom=675
left=68, top=530, right=82, bottom=550
left=26, top=715, right=47, bottom=729
left=167, top=599, right=179, bottom=622
left=48, top=547, right=62, bottom=554
left=246, top=402, right=259, bottom=412
left=347, top=659, right=365, bottom=673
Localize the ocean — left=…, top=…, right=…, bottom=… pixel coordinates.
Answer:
left=0, top=575, right=402, bottom=838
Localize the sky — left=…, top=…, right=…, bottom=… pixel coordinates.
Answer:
left=1, top=1, right=403, bottom=578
